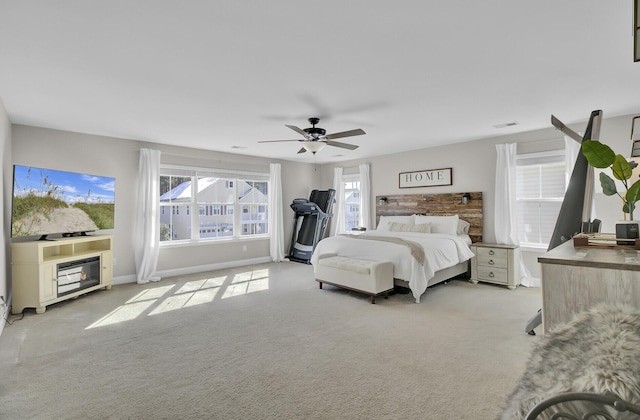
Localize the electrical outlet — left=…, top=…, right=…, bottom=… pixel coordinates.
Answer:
left=242, top=245, right=247, bottom=252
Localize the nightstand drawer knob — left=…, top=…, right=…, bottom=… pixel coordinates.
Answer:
left=488, top=259, right=495, bottom=265
left=489, top=272, right=495, bottom=277
left=488, top=250, right=495, bottom=255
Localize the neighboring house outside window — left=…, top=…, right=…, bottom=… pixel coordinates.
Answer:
left=342, top=174, right=361, bottom=232
left=239, top=181, right=268, bottom=236
left=515, top=150, right=566, bottom=248
left=159, top=165, right=268, bottom=243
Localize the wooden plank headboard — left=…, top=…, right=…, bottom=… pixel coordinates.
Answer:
left=375, top=192, right=483, bottom=243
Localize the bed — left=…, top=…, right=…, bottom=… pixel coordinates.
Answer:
left=310, top=192, right=483, bottom=303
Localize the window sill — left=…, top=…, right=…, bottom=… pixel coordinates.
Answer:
left=159, top=235, right=269, bottom=248
left=519, top=244, right=548, bottom=253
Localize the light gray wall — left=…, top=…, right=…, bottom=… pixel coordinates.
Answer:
left=7, top=111, right=639, bottom=286
left=0, top=98, right=11, bottom=330
left=10, top=125, right=317, bottom=282
left=319, top=112, right=640, bottom=278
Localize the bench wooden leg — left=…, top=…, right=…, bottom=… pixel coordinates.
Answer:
left=370, top=295, right=376, bottom=304
left=318, top=281, right=323, bottom=289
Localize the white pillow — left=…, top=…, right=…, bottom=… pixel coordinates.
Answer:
left=415, top=214, right=459, bottom=235
left=388, top=222, right=431, bottom=233
left=457, top=219, right=471, bottom=235
left=377, top=215, right=415, bottom=231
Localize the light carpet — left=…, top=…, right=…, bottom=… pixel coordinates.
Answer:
left=0, top=261, right=541, bottom=419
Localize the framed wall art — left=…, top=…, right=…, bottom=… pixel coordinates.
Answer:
left=399, top=167, right=452, bottom=188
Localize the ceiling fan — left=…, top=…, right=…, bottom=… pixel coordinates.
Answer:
left=258, top=117, right=365, bottom=154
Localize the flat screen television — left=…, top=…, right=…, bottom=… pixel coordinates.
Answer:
left=11, top=165, right=116, bottom=240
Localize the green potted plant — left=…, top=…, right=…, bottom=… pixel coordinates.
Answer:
left=582, top=139, right=640, bottom=243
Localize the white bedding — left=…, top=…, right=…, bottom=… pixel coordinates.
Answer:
left=310, top=230, right=475, bottom=303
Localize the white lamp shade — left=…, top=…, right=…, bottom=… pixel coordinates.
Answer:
left=303, top=141, right=326, bottom=153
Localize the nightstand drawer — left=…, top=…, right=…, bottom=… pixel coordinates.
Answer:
left=476, top=247, right=508, bottom=260
left=477, top=266, right=509, bottom=284
left=476, top=254, right=508, bottom=269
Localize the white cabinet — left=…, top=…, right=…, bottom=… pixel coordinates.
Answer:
left=469, top=243, right=520, bottom=289
left=11, top=235, right=114, bottom=314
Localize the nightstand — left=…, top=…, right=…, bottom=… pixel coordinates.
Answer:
left=469, top=243, right=520, bottom=289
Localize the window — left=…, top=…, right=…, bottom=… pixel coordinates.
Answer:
left=342, top=174, right=361, bottom=232
left=159, top=165, right=269, bottom=243
left=516, top=150, right=566, bottom=248
left=239, top=181, right=269, bottom=236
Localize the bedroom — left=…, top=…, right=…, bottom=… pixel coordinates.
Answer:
left=1, top=1, right=640, bottom=418
left=3, top=107, right=640, bottom=418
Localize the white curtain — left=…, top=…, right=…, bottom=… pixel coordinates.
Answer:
left=495, top=143, right=518, bottom=245
left=134, top=148, right=162, bottom=284
left=359, top=163, right=372, bottom=230
left=494, top=143, right=538, bottom=287
left=269, top=163, right=285, bottom=262
left=330, top=167, right=345, bottom=236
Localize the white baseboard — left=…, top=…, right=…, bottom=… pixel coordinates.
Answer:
left=112, top=257, right=274, bottom=285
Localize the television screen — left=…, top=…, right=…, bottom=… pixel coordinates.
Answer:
left=11, top=165, right=116, bottom=239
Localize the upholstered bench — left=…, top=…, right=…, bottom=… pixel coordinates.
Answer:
left=315, top=255, right=394, bottom=304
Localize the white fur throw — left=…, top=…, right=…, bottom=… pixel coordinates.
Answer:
left=500, top=304, right=640, bottom=420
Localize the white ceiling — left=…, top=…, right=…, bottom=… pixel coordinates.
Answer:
left=1, top=1, right=638, bottom=164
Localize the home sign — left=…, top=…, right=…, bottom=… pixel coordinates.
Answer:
left=399, top=168, right=452, bottom=188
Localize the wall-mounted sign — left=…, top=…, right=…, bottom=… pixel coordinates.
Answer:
left=399, top=168, right=452, bottom=188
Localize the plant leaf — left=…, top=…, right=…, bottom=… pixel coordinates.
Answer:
left=626, top=180, right=640, bottom=205
left=581, top=140, right=616, bottom=168
left=623, top=201, right=635, bottom=215
left=599, top=172, right=617, bottom=196
left=611, top=155, right=633, bottom=181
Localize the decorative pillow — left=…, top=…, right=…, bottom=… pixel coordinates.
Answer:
left=377, top=215, right=415, bottom=231
left=414, top=214, right=459, bottom=235
left=457, top=219, right=471, bottom=235
left=388, top=222, right=431, bottom=233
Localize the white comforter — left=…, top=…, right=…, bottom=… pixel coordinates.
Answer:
left=310, top=231, right=475, bottom=303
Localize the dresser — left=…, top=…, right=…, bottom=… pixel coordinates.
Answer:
left=538, top=240, right=640, bottom=332
left=469, top=243, right=520, bottom=289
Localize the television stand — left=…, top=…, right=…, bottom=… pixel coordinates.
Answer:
left=11, top=235, right=114, bottom=314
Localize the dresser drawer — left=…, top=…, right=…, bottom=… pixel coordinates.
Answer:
left=476, top=266, right=509, bottom=284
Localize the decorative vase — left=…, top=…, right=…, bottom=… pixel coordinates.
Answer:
left=615, top=220, right=639, bottom=245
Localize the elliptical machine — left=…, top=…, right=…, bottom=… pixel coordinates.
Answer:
left=288, top=189, right=335, bottom=264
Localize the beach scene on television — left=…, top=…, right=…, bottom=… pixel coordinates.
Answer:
left=11, top=165, right=116, bottom=239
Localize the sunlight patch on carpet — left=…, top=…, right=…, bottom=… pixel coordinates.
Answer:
left=85, top=300, right=155, bottom=329
left=85, top=270, right=271, bottom=328
left=222, top=269, right=270, bottom=298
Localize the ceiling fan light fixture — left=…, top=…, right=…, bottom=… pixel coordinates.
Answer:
left=302, top=141, right=327, bottom=154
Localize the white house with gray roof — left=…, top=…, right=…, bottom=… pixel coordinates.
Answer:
left=160, top=177, right=268, bottom=240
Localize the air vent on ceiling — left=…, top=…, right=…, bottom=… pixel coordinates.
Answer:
left=493, top=122, right=519, bottom=129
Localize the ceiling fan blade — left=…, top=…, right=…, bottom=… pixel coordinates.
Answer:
left=326, top=140, right=359, bottom=150
left=258, top=139, right=302, bottom=143
left=324, top=128, right=366, bottom=140
left=285, top=125, right=310, bottom=138
left=297, top=147, right=307, bottom=154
